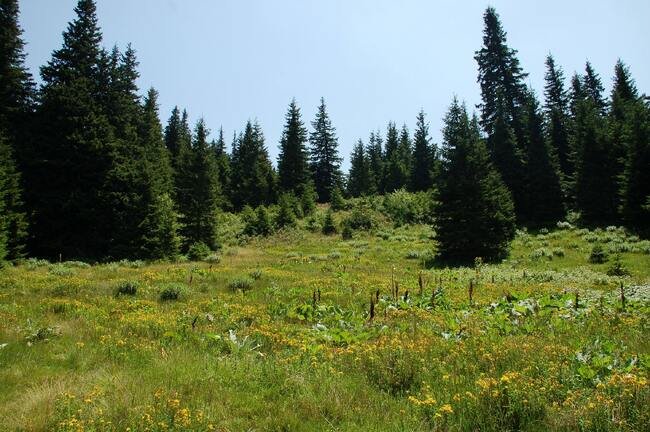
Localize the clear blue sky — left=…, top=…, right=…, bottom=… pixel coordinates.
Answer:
left=18, top=0, right=650, bottom=169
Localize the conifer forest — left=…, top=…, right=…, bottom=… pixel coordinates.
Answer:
left=0, top=1, right=648, bottom=430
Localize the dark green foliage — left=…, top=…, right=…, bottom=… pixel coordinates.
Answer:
left=573, top=95, right=619, bottom=225
left=115, top=280, right=138, bottom=296
left=583, top=62, right=606, bottom=114
left=244, top=206, right=273, bottom=237
left=341, top=223, right=353, bottom=240
left=383, top=123, right=411, bottom=192
left=276, top=193, right=297, bottom=228
left=383, top=189, right=433, bottom=226
left=606, top=254, right=630, bottom=277
left=309, top=98, right=342, bottom=202
left=278, top=99, right=310, bottom=194
left=212, top=127, right=232, bottom=210
left=159, top=284, right=183, bottom=301
left=300, top=181, right=317, bottom=216
left=366, top=131, right=383, bottom=194
left=187, top=242, right=211, bottom=261
left=31, top=0, right=115, bottom=260
left=330, top=186, right=346, bottom=211
left=343, top=203, right=375, bottom=231
left=543, top=55, right=572, bottom=180
left=475, top=7, right=529, bottom=221
left=321, top=209, right=337, bottom=235
left=0, top=128, right=27, bottom=261
left=435, top=99, right=516, bottom=263
left=525, top=94, right=565, bottom=226
left=177, top=119, right=221, bottom=250
left=231, top=121, right=277, bottom=209
left=410, top=110, right=435, bottom=191
left=347, top=139, right=372, bottom=197
left=588, top=244, right=608, bottom=264
left=619, top=100, right=650, bottom=234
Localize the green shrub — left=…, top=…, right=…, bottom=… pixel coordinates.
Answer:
left=341, top=224, right=353, bottom=240
left=244, top=206, right=274, bottom=237
left=330, top=186, right=346, bottom=211
left=187, top=242, right=211, bottom=261
left=159, top=284, right=184, bottom=301
left=606, top=255, right=631, bottom=277
left=382, top=189, right=433, bottom=226
left=343, top=203, right=374, bottom=231
left=115, top=281, right=138, bottom=296
left=322, top=210, right=337, bottom=235
left=300, top=183, right=317, bottom=216
left=228, top=277, right=254, bottom=292
left=276, top=193, right=297, bottom=228
left=588, top=244, right=608, bottom=264
left=204, top=254, right=221, bottom=264
left=249, top=269, right=263, bottom=280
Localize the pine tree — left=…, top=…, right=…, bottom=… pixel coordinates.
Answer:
left=212, top=127, right=231, bottom=210
left=178, top=119, right=220, bottom=250
left=347, top=139, right=371, bottom=197
left=366, top=130, right=383, bottom=194
left=32, top=0, right=115, bottom=259
left=573, top=97, right=618, bottom=225
left=0, top=0, right=30, bottom=259
left=384, top=124, right=411, bottom=192
left=309, top=98, right=342, bottom=202
left=276, top=193, right=297, bottom=228
left=475, top=7, right=530, bottom=221
left=0, top=128, right=27, bottom=262
left=411, top=110, right=434, bottom=191
left=525, top=93, right=565, bottom=225
left=230, top=120, right=277, bottom=209
left=137, top=88, right=179, bottom=259
left=584, top=62, right=606, bottom=114
left=435, top=99, right=516, bottom=263
left=543, top=55, right=572, bottom=180
left=278, top=99, right=310, bottom=194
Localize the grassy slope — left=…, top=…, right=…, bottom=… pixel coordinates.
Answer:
left=0, top=222, right=649, bottom=431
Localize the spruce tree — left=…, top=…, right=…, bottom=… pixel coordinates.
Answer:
left=366, top=130, right=383, bottom=194
left=384, top=124, right=411, bottom=191
left=347, top=139, right=371, bottom=197
left=33, top=0, right=115, bottom=259
left=435, top=99, right=515, bottom=263
left=137, top=88, right=179, bottom=259
left=0, top=0, right=30, bottom=259
left=584, top=62, right=606, bottom=114
left=411, top=110, right=434, bottom=191
left=230, top=121, right=277, bottom=209
left=525, top=93, right=565, bottom=226
left=212, top=127, right=232, bottom=210
left=309, top=98, right=342, bottom=202
left=178, top=119, right=220, bottom=250
left=475, top=7, right=530, bottom=220
left=543, top=55, right=572, bottom=180
left=278, top=99, right=309, bottom=194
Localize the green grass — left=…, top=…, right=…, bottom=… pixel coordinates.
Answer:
left=0, top=221, right=648, bottom=431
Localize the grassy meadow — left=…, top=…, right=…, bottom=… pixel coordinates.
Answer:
left=1, top=207, right=649, bottom=431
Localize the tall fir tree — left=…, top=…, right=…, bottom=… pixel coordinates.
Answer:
left=32, top=0, right=116, bottom=259
left=366, top=130, right=383, bottom=194
left=230, top=121, right=277, bottom=209
left=212, top=127, right=232, bottom=210
left=382, top=122, right=401, bottom=192
left=309, top=98, right=342, bottom=202
left=543, top=55, right=572, bottom=181
left=0, top=0, right=30, bottom=259
left=347, top=139, right=371, bottom=197
left=137, top=88, right=179, bottom=259
left=436, top=99, right=516, bottom=263
left=410, top=110, right=435, bottom=192
left=525, top=93, right=565, bottom=225
left=178, top=119, right=220, bottom=249
left=584, top=62, right=607, bottom=114
left=277, top=99, right=309, bottom=194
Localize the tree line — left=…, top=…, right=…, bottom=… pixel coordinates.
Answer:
left=0, top=1, right=648, bottom=264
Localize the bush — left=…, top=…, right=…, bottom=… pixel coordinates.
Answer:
left=343, top=203, right=374, bottom=231
left=159, top=284, right=184, bottom=301
left=275, top=194, right=297, bottom=228
left=588, top=244, right=608, bottom=264
left=249, top=269, right=263, bottom=280
left=606, top=255, right=631, bottom=277
left=228, top=277, right=254, bottom=292
left=330, top=186, right=346, bottom=211
left=341, top=224, right=353, bottom=240
left=300, top=183, right=317, bottom=216
left=187, top=242, right=211, bottom=261
left=382, top=189, right=433, bottom=226
left=204, top=254, right=221, bottom=264
left=244, top=206, right=274, bottom=237
left=115, top=281, right=138, bottom=296
left=322, top=210, right=337, bottom=235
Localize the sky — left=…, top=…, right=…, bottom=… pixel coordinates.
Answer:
left=18, top=0, right=650, bottom=170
